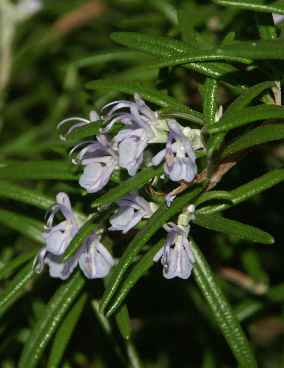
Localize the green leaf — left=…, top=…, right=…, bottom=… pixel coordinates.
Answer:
left=61, top=215, right=98, bottom=262
left=255, top=13, right=278, bottom=40
left=0, top=209, right=43, bottom=243
left=222, top=123, right=284, bottom=158
left=219, top=39, right=284, bottom=60
left=100, top=185, right=203, bottom=313
left=213, top=0, right=284, bottom=15
left=92, top=165, right=164, bottom=208
left=115, top=304, right=132, bottom=340
left=62, top=209, right=112, bottom=262
left=0, top=181, right=54, bottom=210
left=198, top=169, right=284, bottom=214
left=268, top=283, right=284, bottom=302
left=86, top=80, right=203, bottom=124
left=0, top=161, right=77, bottom=181
left=106, top=240, right=164, bottom=317
left=72, top=49, right=151, bottom=68
left=208, top=105, right=284, bottom=133
left=91, top=300, right=128, bottom=364
left=0, top=182, right=85, bottom=221
left=64, top=120, right=104, bottom=143
left=194, top=214, right=274, bottom=244
left=226, top=81, right=274, bottom=113
left=234, top=299, right=263, bottom=322
left=0, top=261, right=35, bottom=318
left=195, top=191, right=233, bottom=206
left=139, top=51, right=251, bottom=70
left=47, top=293, right=87, bottom=368
left=203, top=78, right=218, bottom=126
left=110, top=32, right=239, bottom=78
left=0, top=249, right=37, bottom=281
left=191, top=239, right=257, bottom=368
left=19, top=271, right=85, bottom=368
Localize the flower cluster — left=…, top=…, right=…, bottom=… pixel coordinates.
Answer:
left=36, top=95, right=202, bottom=281
left=34, top=193, right=115, bottom=280
left=61, top=94, right=204, bottom=193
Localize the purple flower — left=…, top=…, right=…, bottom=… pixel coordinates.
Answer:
left=34, top=192, right=115, bottom=280
left=109, top=192, right=156, bottom=233
left=71, top=135, right=118, bottom=193
left=152, top=120, right=197, bottom=183
left=113, top=128, right=148, bottom=176
left=153, top=223, right=195, bottom=279
left=103, top=94, right=169, bottom=175
left=273, top=13, right=284, bottom=24
left=78, top=232, right=116, bottom=279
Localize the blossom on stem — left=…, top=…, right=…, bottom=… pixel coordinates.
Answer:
left=34, top=192, right=115, bottom=280
left=272, top=13, right=284, bottom=25
left=153, top=223, right=195, bottom=279
left=113, top=128, right=148, bottom=176
left=153, top=205, right=196, bottom=279
left=152, top=120, right=198, bottom=183
left=109, top=192, right=157, bottom=233
left=71, top=134, right=118, bottom=193
left=103, top=93, right=169, bottom=143
left=103, top=94, right=169, bottom=175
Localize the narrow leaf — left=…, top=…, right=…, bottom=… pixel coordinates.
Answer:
left=0, top=209, right=43, bottom=243
left=0, top=249, right=37, bottom=281
left=0, top=261, right=35, bottom=318
left=47, top=293, right=87, bottom=368
left=222, top=124, right=284, bottom=158
left=115, top=304, right=132, bottom=340
left=213, top=0, right=284, bottom=15
left=226, top=81, right=274, bottom=113
left=106, top=240, right=164, bottom=317
left=62, top=215, right=99, bottom=262
left=0, top=181, right=54, bottom=210
left=92, top=165, right=164, bottom=208
left=19, top=271, right=85, bottom=368
left=0, top=161, right=77, bottom=181
left=195, top=214, right=274, bottom=244
left=111, top=32, right=239, bottom=78
left=234, top=299, right=263, bottom=322
left=191, top=239, right=257, bottom=368
left=72, top=49, right=150, bottom=68
left=195, top=191, right=233, bottom=206
left=65, top=120, right=103, bottom=143
left=208, top=105, right=284, bottom=133
left=203, top=78, right=218, bottom=126
left=198, top=169, right=284, bottom=214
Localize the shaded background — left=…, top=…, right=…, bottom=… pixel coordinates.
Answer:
left=0, top=0, right=284, bottom=367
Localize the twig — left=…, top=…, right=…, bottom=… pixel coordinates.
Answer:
left=219, top=267, right=268, bottom=295
left=52, top=0, right=107, bottom=37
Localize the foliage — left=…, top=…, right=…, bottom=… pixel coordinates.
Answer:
left=1, top=0, right=284, bottom=367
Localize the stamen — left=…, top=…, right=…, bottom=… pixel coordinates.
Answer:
left=57, top=118, right=91, bottom=141
left=68, top=140, right=96, bottom=164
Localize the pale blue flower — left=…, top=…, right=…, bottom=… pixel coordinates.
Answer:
left=103, top=94, right=169, bottom=175
left=71, top=135, right=118, bottom=193
left=109, top=192, right=156, bottom=233
left=34, top=192, right=115, bottom=280
left=273, top=13, right=284, bottom=24
left=153, top=223, right=195, bottom=279
left=152, top=120, right=197, bottom=183
left=113, top=128, right=148, bottom=176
